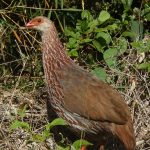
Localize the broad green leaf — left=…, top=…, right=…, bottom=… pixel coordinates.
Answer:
left=50, top=118, right=67, bottom=126
left=92, top=40, right=103, bottom=52
left=141, top=7, right=150, bottom=21
left=131, top=41, right=150, bottom=53
left=122, top=31, right=136, bottom=39
left=42, top=129, right=51, bottom=139
left=32, top=134, right=45, bottom=142
left=80, top=20, right=89, bottom=32
left=106, top=23, right=118, bottom=31
left=72, top=139, right=93, bottom=149
left=81, top=10, right=93, bottom=21
left=103, top=48, right=118, bottom=68
left=121, top=0, right=133, bottom=10
left=76, top=21, right=82, bottom=31
left=81, top=38, right=93, bottom=43
left=104, top=48, right=118, bottom=58
left=65, top=28, right=76, bottom=38
left=137, top=63, right=150, bottom=71
left=10, top=120, right=30, bottom=131
left=96, top=32, right=111, bottom=44
left=98, top=11, right=110, bottom=23
left=67, top=38, right=78, bottom=49
left=65, top=28, right=80, bottom=39
left=117, top=37, right=127, bottom=55
left=95, top=28, right=108, bottom=32
left=131, top=20, right=143, bottom=41
left=86, top=19, right=98, bottom=33
left=68, top=49, right=78, bottom=57
left=104, top=58, right=117, bottom=68
left=91, top=67, right=107, bottom=81
left=46, top=118, right=67, bottom=131
left=145, top=12, right=150, bottom=21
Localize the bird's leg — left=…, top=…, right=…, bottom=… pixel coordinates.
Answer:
left=99, top=145, right=104, bottom=150
left=81, top=146, right=87, bottom=150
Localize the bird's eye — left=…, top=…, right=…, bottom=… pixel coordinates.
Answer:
left=37, top=19, right=41, bottom=23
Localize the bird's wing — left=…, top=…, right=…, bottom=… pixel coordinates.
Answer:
left=59, top=65, right=130, bottom=125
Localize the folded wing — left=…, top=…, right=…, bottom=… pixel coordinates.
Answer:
left=59, top=65, right=130, bottom=125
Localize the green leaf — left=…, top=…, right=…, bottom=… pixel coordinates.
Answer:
left=72, top=139, right=93, bottom=149
left=92, top=40, right=103, bottom=52
left=42, top=129, right=51, bottom=139
left=96, top=32, right=111, bottom=44
left=50, top=118, right=67, bottom=126
left=65, top=28, right=80, bottom=39
left=137, top=63, right=150, bottom=71
left=81, top=10, right=93, bottom=21
left=121, top=0, right=133, bottom=10
left=81, top=38, right=93, bottom=43
left=80, top=20, right=89, bottom=31
left=91, top=67, right=107, bottom=81
left=86, top=19, right=98, bottom=33
left=65, top=28, right=76, bottom=37
left=122, top=31, right=136, bottom=39
left=18, top=105, right=27, bottom=118
left=131, top=20, right=143, bottom=41
left=46, top=118, right=67, bottom=131
left=117, top=37, right=128, bottom=55
left=76, top=21, right=82, bottom=31
left=106, top=23, right=118, bottom=31
left=98, top=10, right=110, bottom=23
left=141, top=7, right=150, bottom=21
left=145, top=12, right=150, bottom=21
left=67, top=38, right=78, bottom=49
left=68, top=49, right=78, bottom=57
left=10, top=120, right=30, bottom=131
left=32, top=134, right=45, bottom=142
left=103, top=48, right=118, bottom=68
left=131, top=40, right=150, bottom=53
left=95, top=28, right=108, bottom=32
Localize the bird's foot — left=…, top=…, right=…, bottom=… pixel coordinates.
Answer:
left=81, top=146, right=87, bottom=150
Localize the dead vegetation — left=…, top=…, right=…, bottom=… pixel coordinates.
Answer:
left=0, top=58, right=149, bottom=150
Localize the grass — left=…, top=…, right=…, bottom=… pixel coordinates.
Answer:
left=0, top=53, right=149, bottom=149
left=0, top=0, right=150, bottom=150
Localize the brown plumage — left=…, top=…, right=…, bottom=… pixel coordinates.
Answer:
left=26, top=16, right=136, bottom=150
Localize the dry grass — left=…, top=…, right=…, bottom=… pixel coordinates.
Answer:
left=0, top=51, right=149, bottom=150
left=0, top=87, right=57, bottom=150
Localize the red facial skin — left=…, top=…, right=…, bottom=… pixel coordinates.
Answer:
left=26, top=18, right=44, bottom=28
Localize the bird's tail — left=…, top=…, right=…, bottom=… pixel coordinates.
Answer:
left=113, top=119, right=136, bottom=150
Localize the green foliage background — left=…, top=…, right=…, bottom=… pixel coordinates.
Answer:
left=0, top=0, right=150, bottom=88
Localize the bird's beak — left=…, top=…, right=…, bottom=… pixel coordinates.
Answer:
left=26, top=21, right=34, bottom=28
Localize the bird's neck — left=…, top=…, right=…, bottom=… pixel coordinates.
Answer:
left=41, top=26, right=72, bottom=100
left=42, top=27, right=71, bottom=69
left=41, top=27, right=72, bottom=109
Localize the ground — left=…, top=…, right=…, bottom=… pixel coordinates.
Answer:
left=0, top=70, right=149, bottom=149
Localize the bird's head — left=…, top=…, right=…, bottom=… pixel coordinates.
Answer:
left=26, top=16, right=52, bottom=32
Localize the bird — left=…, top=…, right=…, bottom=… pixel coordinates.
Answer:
left=25, top=16, right=136, bottom=150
